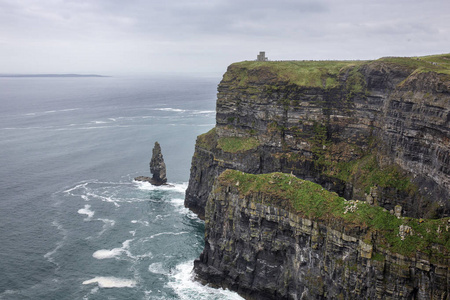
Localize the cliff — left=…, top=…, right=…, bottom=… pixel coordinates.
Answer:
left=195, top=170, right=449, bottom=299
left=185, top=54, right=450, bottom=299
left=186, top=55, right=450, bottom=219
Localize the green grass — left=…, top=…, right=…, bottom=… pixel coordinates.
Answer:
left=325, top=155, right=415, bottom=194
left=217, top=136, right=259, bottom=153
left=196, top=128, right=260, bottom=153
left=223, top=54, right=450, bottom=89
left=378, top=54, right=450, bottom=76
left=218, top=170, right=450, bottom=259
left=224, top=60, right=368, bottom=88
left=196, top=127, right=217, bottom=150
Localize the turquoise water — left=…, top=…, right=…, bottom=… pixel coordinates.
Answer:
left=0, top=75, right=243, bottom=299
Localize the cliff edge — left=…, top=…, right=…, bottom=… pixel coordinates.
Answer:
left=186, top=54, right=450, bottom=219
left=185, top=54, right=450, bottom=299
left=195, top=170, right=449, bottom=299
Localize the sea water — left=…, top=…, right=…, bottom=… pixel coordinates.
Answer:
left=0, top=75, right=243, bottom=299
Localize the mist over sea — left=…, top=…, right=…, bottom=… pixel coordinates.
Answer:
left=0, top=75, right=243, bottom=299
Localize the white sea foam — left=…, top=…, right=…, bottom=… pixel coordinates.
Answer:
left=78, top=204, right=94, bottom=219
left=96, top=218, right=116, bottom=236
left=82, top=286, right=99, bottom=300
left=149, top=231, right=188, bottom=239
left=82, top=277, right=136, bottom=288
left=170, top=198, right=184, bottom=206
left=92, top=248, right=123, bottom=259
left=63, top=181, right=89, bottom=195
left=154, top=108, right=186, bottom=112
left=92, top=239, right=133, bottom=260
left=131, top=219, right=149, bottom=226
left=170, top=198, right=202, bottom=221
left=86, top=191, right=120, bottom=207
left=134, top=181, right=188, bottom=194
left=191, top=110, right=215, bottom=114
left=168, top=261, right=244, bottom=299
left=98, top=218, right=115, bottom=227
left=44, top=220, right=68, bottom=267
left=148, top=262, right=169, bottom=275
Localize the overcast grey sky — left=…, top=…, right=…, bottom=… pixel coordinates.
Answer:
left=1, top=0, right=449, bottom=75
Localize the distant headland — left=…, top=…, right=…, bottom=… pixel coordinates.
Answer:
left=0, top=74, right=109, bottom=78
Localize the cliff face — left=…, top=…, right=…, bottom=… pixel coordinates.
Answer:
left=195, top=170, right=449, bottom=300
left=186, top=56, right=450, bottom=219
left=185, top=55, right=450, bottom=299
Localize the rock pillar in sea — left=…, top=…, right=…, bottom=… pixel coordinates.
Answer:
left=149, top=142, right=167, bottom=185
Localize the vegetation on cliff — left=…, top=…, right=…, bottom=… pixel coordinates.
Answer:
left=219, top=169, right=449, bottom=259
left=224, top=53, right=450, bottom=88
left=223, top=60, right=367, bottom=89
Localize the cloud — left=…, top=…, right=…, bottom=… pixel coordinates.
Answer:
left=0, top=0, right=449, bottom=74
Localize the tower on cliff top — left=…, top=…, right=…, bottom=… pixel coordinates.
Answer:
left=257, top=51, right=268, bottom=61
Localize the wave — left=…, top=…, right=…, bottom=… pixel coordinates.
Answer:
left=92, top=248, right=123, bottom=260
left=23, top=108, right=81, bottom=116
left=149, top=231, right=188, bottom=239
left=170, top=198, right=201, bottom=221
left=97, top=218, right=116, bottom=236
left=92, top=239, right=133, bottom=260
left=191, top=110, right=215, bottom=115
left=82, top=277, right=136, bottom=288
left=154, top=108, right=186, bottom=113
left=168, top=261, right=244, bottom=299
left=134, top=181, right=188, bottom=194
left=78, top=204, right=95, bottom=219
left=131, top=219, right=149, bottom=226
left=43, top=220, right=68, bottom=267
left=148, top=262, right=170, bottom=275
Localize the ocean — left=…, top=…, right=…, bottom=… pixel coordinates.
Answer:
left=0, top=75, right=243, bottom=300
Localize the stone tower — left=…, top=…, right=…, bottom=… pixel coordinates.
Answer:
left=257, top=51, right=268, bottom=61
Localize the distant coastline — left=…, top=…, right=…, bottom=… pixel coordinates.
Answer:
left=0, top=74, right=109, bottom=78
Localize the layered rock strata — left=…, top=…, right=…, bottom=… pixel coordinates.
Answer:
left=186, top=56, right=450, bottom=219
left=186, top=55, right=450, bottom=299
left=195, top=170, right=449, bottom=299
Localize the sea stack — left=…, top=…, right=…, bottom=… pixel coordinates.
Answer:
left=149, top=142, right=167, bottom=185
left=134, top=141, right=167, bottom=186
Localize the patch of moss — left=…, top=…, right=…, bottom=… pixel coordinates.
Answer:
left=224, top=54, right=450, bottom=91
left=218, top=170, right=450, bottom=258
left=309, top=122, right=331, bottom=166
left=343, top=65, right=366, bottom=96
left=226, top=60, right=368, bottom=88
left=378, top=55, right=450, bottom=75
left=325, top=155, right=415, bottom=194
left=196, top=127, right=217, bottom=150
left=371, top=252, right=385, bottom=262
left=217, top=136, right=259, bottom=153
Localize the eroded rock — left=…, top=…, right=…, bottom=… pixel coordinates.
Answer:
left=135, top=141, right=167, bottom=186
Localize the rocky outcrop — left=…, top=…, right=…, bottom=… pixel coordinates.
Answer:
left=186, top=56, right=450, bottom=219
left=195, top=170, right=449, bottom=300
left=185, top=55, right=450, bottom=299
left=135, top=141, right=167, bottom=185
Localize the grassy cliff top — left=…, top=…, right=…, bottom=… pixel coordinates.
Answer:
left=224, top=53, right=450, bottom=88
left=218, top=169, right=450, bottom=259
left=224, top=60, right=365, bottom=88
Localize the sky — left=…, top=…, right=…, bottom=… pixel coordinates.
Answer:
left=0, top=0, right=449, bottom=75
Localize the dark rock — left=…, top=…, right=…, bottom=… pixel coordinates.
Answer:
left=150, top=142, right=167, bottom=185
left=196, top=178, right=449, bottom=300
left=185, top=56, right=450, bottom=298
left=134, top=142, right=167, bottom=186
left=185, top=58, right=450, bottom=219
